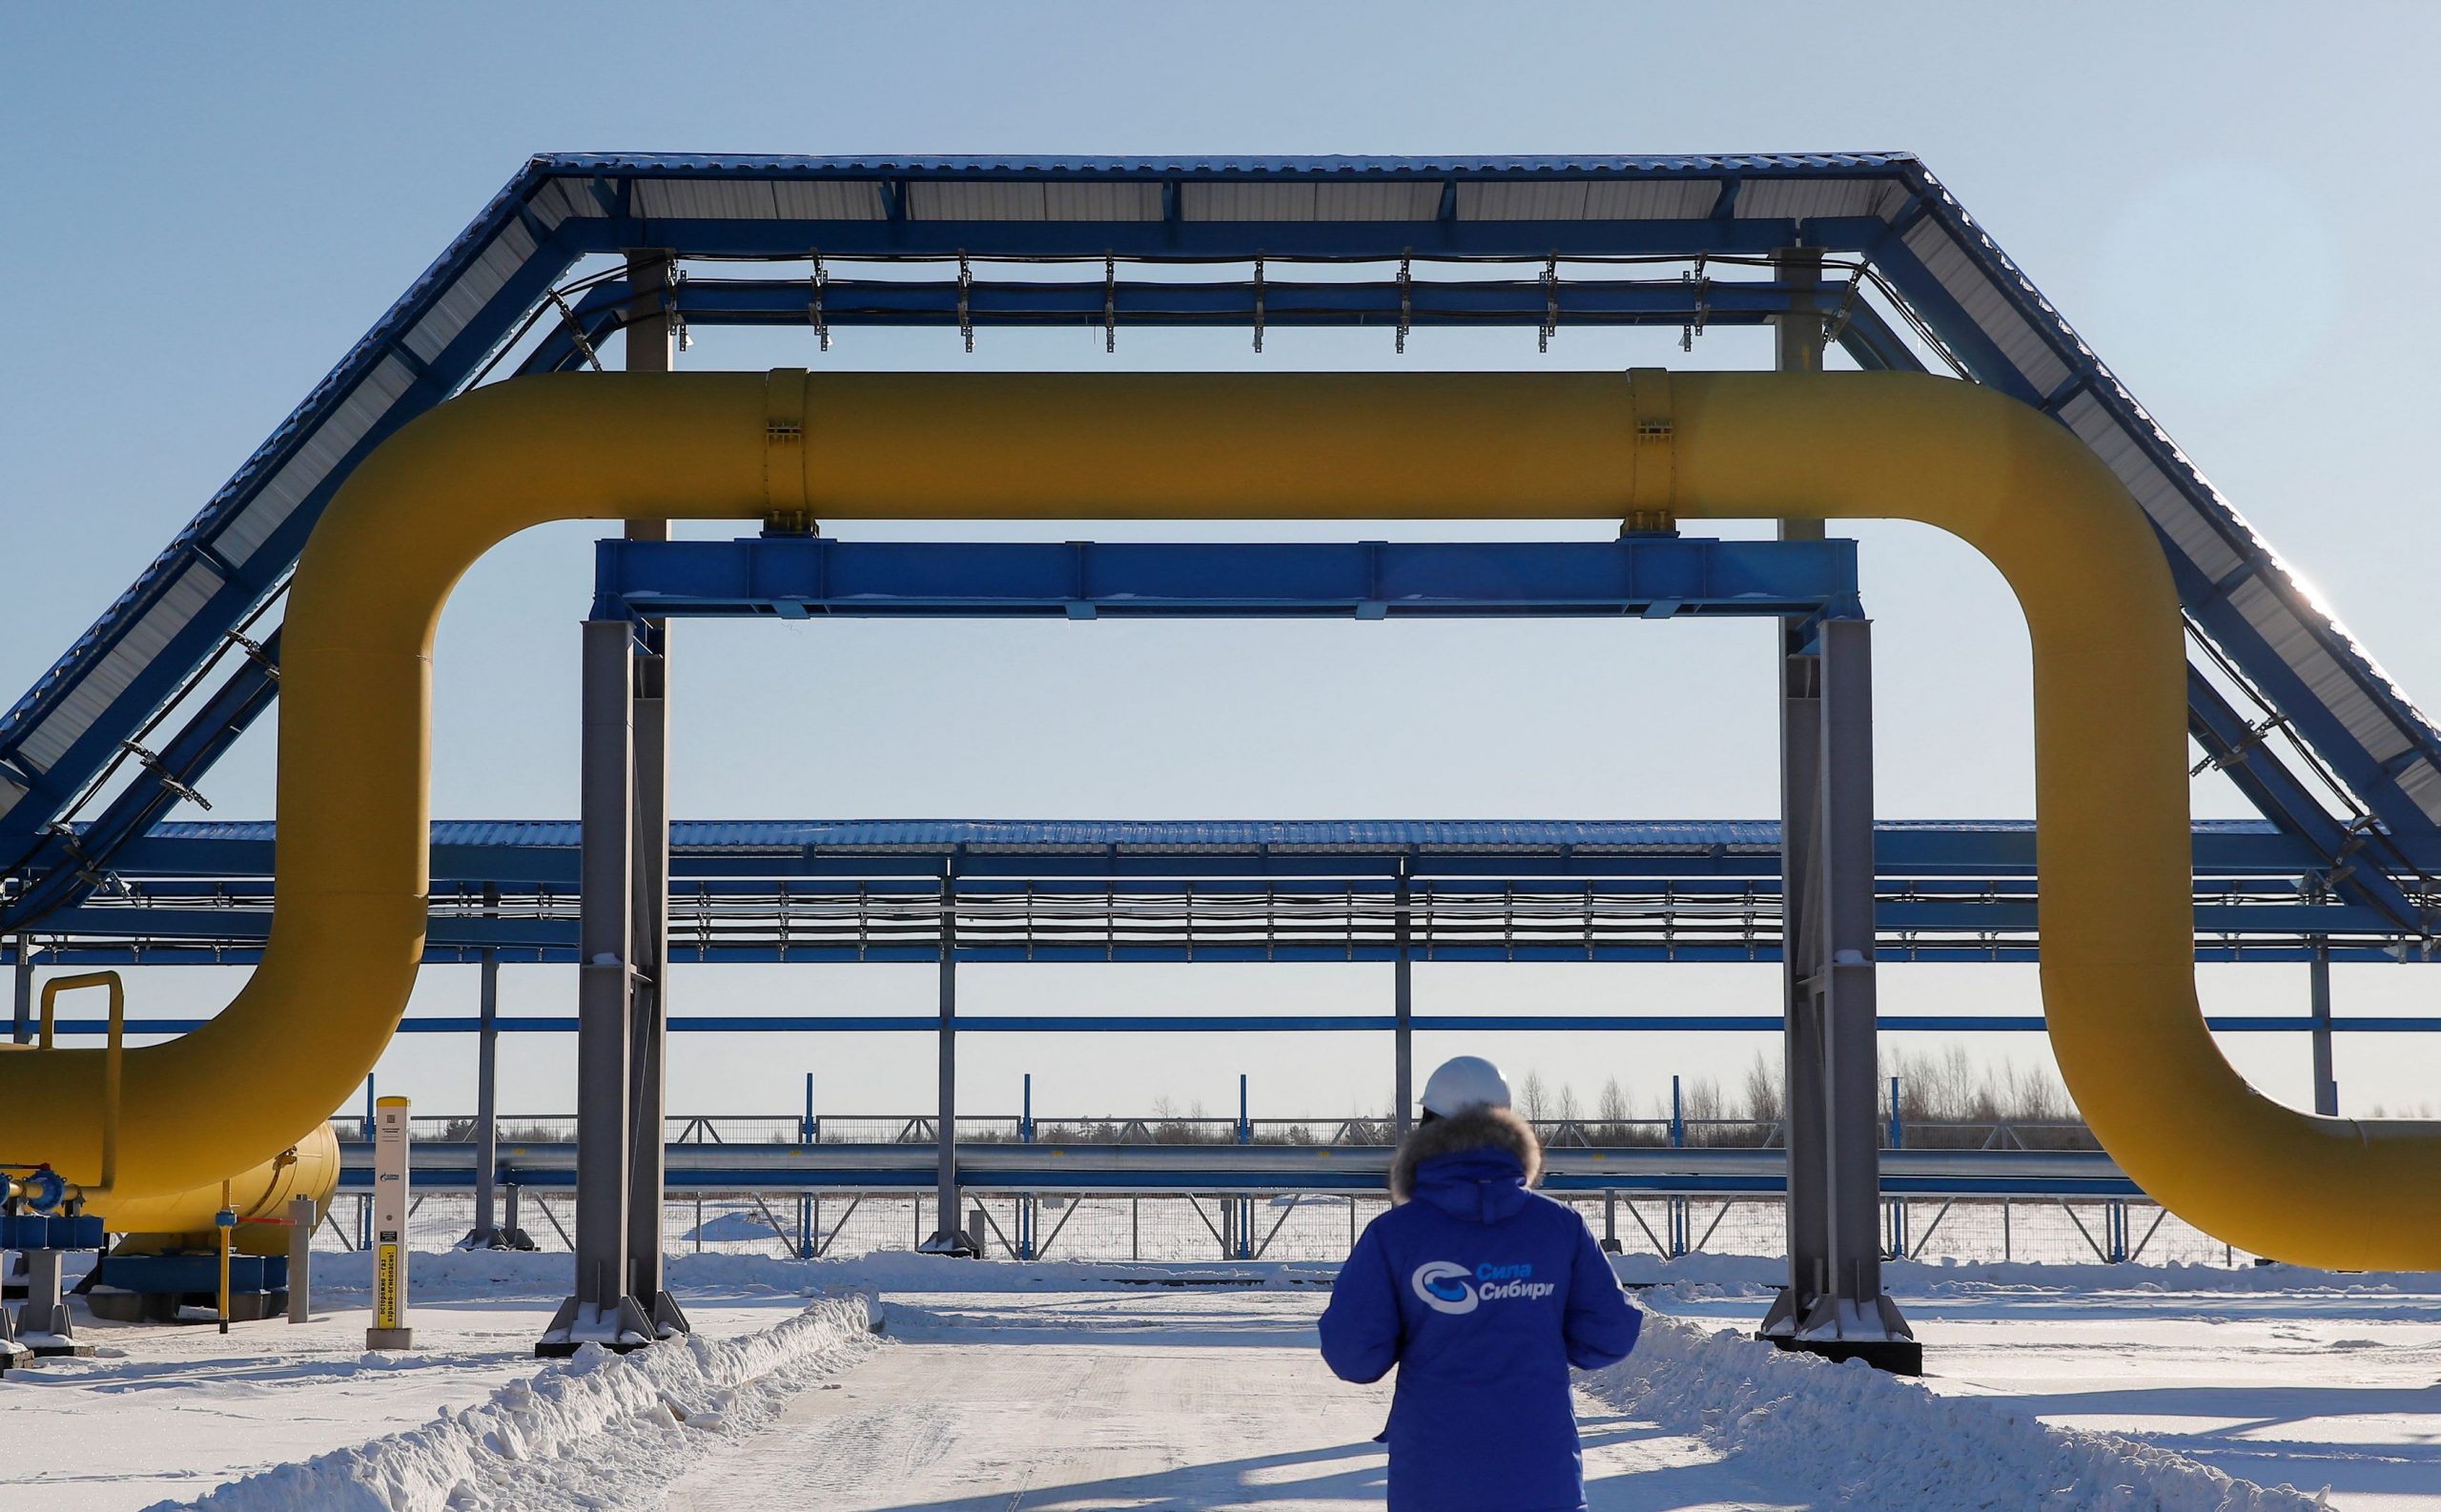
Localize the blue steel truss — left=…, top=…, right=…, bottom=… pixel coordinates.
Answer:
left=12, top=816, right=2430, bottom=969
left=5, top=153, right=2437, bottom=944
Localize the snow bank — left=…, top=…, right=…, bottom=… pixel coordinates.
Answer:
left=150, top=1295, right=881, bottom=1512
left=1588, top=1315, right=2332, bottom=1510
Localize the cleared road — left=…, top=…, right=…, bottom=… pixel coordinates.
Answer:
left=664, top=1290, right=1800, bottom=1511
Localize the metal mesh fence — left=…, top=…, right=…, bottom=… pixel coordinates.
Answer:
left=330, top=1190, right=2250, bottom=1269
left=368, top=1114, right=2102, bottom=1150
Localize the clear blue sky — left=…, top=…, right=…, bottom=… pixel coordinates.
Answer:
left=5, top=2, right=2436, bottom=1124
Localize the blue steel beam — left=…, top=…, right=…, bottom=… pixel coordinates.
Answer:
left=592, top=536, right=1864, bottom=623
left=671, top=272, right=1821, bottom=330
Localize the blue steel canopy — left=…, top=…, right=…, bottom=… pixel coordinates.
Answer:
left=2, top=153, right=2435, bottom=944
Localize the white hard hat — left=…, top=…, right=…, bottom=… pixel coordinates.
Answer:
left=1421, top=1055, right=1511, bottom=1118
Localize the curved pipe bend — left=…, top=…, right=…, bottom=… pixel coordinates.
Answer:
left=2, top=369, right=2429, bottom=1266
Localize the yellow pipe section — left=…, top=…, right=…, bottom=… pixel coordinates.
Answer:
left=38, top=971, right=122, bottom=1199
left=22, top=971, right=336, bottom=1241
left=104, top=1123, right=339, bottom=1256
left=0, top=368, right=2430, bottom=1267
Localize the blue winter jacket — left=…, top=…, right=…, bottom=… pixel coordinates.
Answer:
left=1318, top=1109, right=1642, bottom=1512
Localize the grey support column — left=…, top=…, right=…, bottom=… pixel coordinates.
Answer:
left=1394, top=861, right=1414, bottom=1137
left=621, top=250, right=687, bottom=1333
left=922, top=860, right=971, bottom=1254
left=464, top=884, right=503, bottom=1248
left=1765, top=243, right=1841, bottom=1348
left=1774, top=631, right=1829, bottom=1295
left=2309, top=940, right=2339, bottom=1116
left=1815, top=622, right=1897, bottom=1330
left=1759, top=618, right=1918, bottom=1374
left=468, top=939, right=499, bottom=1244
left=539, top=619, right=656, bottom=1357
left=626, top=628, right=686, bottom=1332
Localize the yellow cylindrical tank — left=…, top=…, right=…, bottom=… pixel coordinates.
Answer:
left=98, top=1121, right=339, bottom=1257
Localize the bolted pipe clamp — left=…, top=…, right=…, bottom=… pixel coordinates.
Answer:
left=1623, top=367, right=1676, bottom=536
left=762, top=368, right=816, bottom=535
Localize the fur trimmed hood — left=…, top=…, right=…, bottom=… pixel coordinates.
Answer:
left=1389, top=1104, right=1542, bottom=1203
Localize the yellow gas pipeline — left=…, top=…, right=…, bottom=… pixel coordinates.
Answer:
left=1, top=368, right=2431, bottom=1267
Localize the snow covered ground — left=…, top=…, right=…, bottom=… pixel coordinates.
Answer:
left=1637, top=1259, right=2441, bottom=1508
left=2, top=1248, right=2432, bottom=1510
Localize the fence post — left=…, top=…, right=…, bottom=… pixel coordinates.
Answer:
left=1020, top=1073, right=1036, bottom=1259
left=1887, top=1075, right=1907, bottom=1259
left=1668, top=1075, right=1688, bottom=1259
left=1394, top=861, right=1414, bottom=1138
left=798, top=1071, right=816, bottom=1259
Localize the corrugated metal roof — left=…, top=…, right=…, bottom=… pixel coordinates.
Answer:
left=540, top=153, right=1920, bottom=178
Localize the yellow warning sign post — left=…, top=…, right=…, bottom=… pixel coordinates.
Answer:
left=365, top=1094, right=413, bottom=1349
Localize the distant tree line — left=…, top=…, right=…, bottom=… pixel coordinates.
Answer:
left=972, top=1047, right=2098, bottom=1152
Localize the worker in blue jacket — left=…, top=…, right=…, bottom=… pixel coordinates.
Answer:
left=1319, top=1055, right=1643, bottom=1512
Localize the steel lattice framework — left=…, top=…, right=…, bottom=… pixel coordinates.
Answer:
left=4, top=154, right=2436, bottom=955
